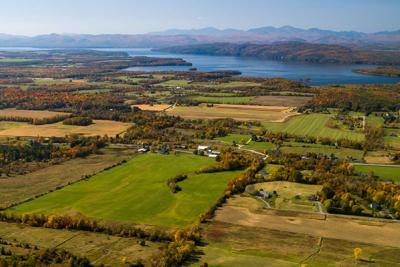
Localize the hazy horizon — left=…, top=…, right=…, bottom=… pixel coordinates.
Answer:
left=0, top=0, right=399, bottom=36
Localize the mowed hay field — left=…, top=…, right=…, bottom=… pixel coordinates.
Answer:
left=195, top=220, right=400, bottom=267
left=354, top=165, right=400, bottom=182
left=0, top=121, right=25, bottom=131
left=263, top=113, right=365, bottom=141
left=10, top=153, right=241, bottom=227
left=0, top=108, right=69, bottom=119
left=0, top=146, right=136, bottom=209
left=215, top=196, right=400, bottom=248
left=134, top=104, right=172, bottom=111
left=167, top=104, right=298, bottom=122
left=0, top=120, right=131, bottom=137
left=0, top=222, right=163, bottom=266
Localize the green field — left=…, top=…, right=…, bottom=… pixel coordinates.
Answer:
left=0, top=121, right=25, bottom=131
left=366, top=114, right=384, bottom=127
left=156, top=79, right=190, bottom=87
left=263, top=114, right=365, bottom=141
left=10, top=153, right=240, bottom=227
left=354, top=165, right=400, bottom=182
left=216, top=134, right=362, bottom=159
left=188, top=96, right=255, bottom=104
left=216, top=134, right=275, bottom=150
left=216, top=134, right=251, bottom=144
left=385, top=128, right=400, bottom=149
left=282, top=142, right=364, bottom=160
left=245, top=141, right=275, bottom=151
left=249, top=181, right=323, bottom=212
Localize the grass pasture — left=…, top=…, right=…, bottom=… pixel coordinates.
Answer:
left=216, top=134, right=251, bottom=144
left=282, top=142, right=364, bottom=160
left=156, top=79, right=190, bottom=87
left=0, top=120, right=130, bottom=137
left=168, top=104, right=297, bottom=122
left=0, top=146, right=136, bottom=209
left=263, top=113, right=365, bottom=141
left=10, top=153, right=241, bottom=227
left=385, top=128, right=400, bottom=149
left=0, top=108, right=69, bottom=119
left=248, top=181, right=322, bottom=212
left=0, top=121, right=25, bottom=131
left=354, top=165, right=400, bottom=182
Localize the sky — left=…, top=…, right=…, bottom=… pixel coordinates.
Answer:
left=0, top=0, right=399, bottom=36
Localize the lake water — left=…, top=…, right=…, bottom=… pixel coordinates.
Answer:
left=120, top=48, right=400, bottom=85
left=1, top=47, right=400, bottom=85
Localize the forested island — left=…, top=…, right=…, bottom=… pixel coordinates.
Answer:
left=353, top=66, right=400, bottom=77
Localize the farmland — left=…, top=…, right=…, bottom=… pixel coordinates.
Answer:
left=0, top=108, right=69, bottom=119
left=215, top=196, right=400, bottom=247
left=0, top=121, right=25, bottom=131
left=0, top=120, right=131, bottom=137
left=0, top=48, right=399, bottom=266
left=193, top=193, right=400, bottom=266
left=0, top=221, right=163, bottom=266
left=250, top=95, right=311, bottom=107
left=186, top=96, right=255, bottom=104
left=0, top=145, right=136, bottom=209
left=134, top=104, right=173, bottom=111
left=9, top=153, right=241, bottom=227
left=196, top=220, right=400, bottom=267
left=167, top=104, right=297, bottom=122
left=354, top=165, right=400, bottom=182
left=281, top=143, right=364, bottom=160
left=248, top=181, right=323, bottom=212
left=217, top=134, right=364, bottom=160
left=263, top=113, right=365, bottom=141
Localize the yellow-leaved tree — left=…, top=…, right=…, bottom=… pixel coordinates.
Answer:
left=354, top=247, right=362, bottom=260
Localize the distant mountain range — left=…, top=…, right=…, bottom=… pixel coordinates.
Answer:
left=0, top=26, right=399, bottom=49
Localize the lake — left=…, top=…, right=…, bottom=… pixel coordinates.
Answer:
left=1, top=47, right=400, bottom=85
left=119, top=48, right=400, bottom=85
